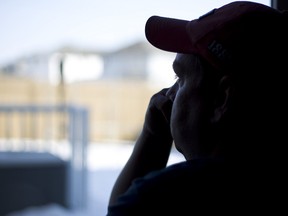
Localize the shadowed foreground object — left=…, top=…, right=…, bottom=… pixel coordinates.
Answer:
left=0, top=152, right=68, bottom=216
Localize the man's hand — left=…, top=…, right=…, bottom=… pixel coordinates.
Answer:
left=143, top=83, right=178, bottom=138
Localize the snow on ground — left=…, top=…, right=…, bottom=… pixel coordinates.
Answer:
left=6, top=142, right=185, bottom=216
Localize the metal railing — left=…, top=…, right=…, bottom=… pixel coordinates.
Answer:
left=0, top=104, right=89, bottom=210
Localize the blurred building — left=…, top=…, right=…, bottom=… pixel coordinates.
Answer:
left=0, top=41, right=174, bottom=85
left=0, top=41, right=175, bottom=142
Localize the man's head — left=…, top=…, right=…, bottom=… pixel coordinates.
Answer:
left=169, top=53, right=224, bottom=160
left=146, top=1, right=287, bottom=160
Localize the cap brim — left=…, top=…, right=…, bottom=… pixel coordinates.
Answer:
left=145, top=16, right=193, bottom=54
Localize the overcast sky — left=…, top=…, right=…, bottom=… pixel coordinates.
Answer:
left=0, top=0, right=270, bottom=66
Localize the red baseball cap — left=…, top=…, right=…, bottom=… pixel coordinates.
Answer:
left=145, top=1, right=287, bottom=71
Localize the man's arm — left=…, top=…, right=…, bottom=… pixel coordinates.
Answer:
left=108, top=87, right=175, bottom=205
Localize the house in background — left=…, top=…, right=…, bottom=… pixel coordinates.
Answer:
left=0, top=41, right=175, bottom=86
left=102, top=41, right=175, bottom=85
left=0, top=47, right=105, bottom=84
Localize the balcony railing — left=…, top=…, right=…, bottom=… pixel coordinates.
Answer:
left=0, top=104, right=89, bottom=214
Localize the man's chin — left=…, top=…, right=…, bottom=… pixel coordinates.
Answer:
left=174, top=144, right=183, bottom=155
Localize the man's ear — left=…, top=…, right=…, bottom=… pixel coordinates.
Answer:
left=210, top=75, right=233, bottom=123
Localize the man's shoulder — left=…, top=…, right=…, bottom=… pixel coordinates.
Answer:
left=108, top=158, right=279, bottom=215
left=134, top=158, right=230, bottom=190
left=121, top=158, right=234, bottom=214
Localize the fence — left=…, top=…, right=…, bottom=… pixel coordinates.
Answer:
left=0, top=104, right=89, bottom=213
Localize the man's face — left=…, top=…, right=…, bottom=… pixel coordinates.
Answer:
left=170, top=53, right=208, bottom=160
